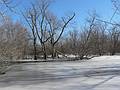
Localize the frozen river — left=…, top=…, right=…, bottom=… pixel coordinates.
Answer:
left=0, top=56, right=120, bottom=90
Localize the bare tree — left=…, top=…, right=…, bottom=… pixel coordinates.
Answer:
left=23, top=5, right=38, bottom=60
left=47, top=12, right=75, bottom=58
left=0, top=17, right=29, bottom=59
left=108, top=26, right=120, bottom=55
left=23, top=0, right=53, bottom=59
left=78, top=14, right=96, bottom=59
left=0, top=0, right=18, bottom=73
left=67, top=29, right=79, bottom=55
left=86, top=21, right=108, bottom=56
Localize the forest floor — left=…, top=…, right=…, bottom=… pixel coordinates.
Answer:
left=0, top=56, right=120, bottom=90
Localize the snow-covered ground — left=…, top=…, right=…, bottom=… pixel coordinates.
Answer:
left=0, top=56, right=120, bottom=90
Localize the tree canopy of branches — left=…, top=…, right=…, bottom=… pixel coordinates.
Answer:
left=23, top=0, right=75, bottom=59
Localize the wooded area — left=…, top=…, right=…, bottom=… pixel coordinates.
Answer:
left=0, top=0, right=120, bottom=61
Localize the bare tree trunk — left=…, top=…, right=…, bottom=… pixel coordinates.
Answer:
left=51, top=44, right=56, bottom=59
left=42, top=43, right=47, bottom=59
left=33, top=38, right=37, bottom=60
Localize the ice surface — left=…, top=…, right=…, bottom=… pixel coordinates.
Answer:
left=0, top=56, right=120, bottom=90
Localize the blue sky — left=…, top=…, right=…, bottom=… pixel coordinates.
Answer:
left=50, top=0, right=117, bottom=26
left=10, top=0, right=119, bottom=27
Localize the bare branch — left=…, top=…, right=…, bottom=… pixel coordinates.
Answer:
left=54, top=13, right=75, bottom=45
